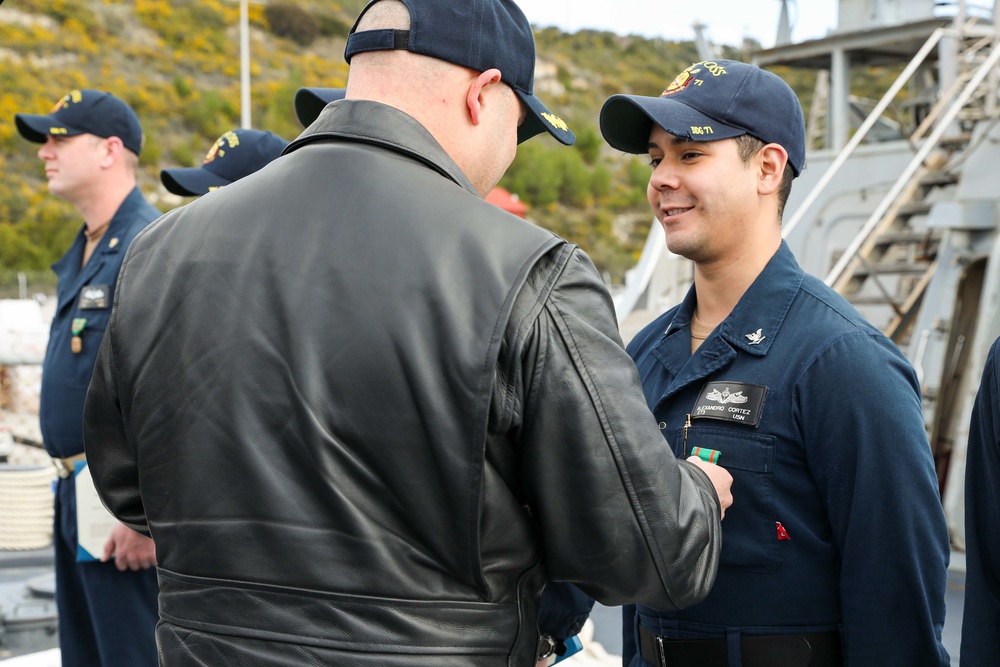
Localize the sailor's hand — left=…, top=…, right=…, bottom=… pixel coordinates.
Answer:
left=686, top=456, right=734, bottom=520
left=102, top=522, right=157, bottom=571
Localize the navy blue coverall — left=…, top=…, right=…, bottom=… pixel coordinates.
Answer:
left=40, top=187, right=160, bottom=667
left=962, top=336, right=1000, bottom=665
left=619, top=243, right=949, bottom=666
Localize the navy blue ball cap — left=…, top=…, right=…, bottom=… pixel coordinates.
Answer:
left=15, top=89, right=144, bottom=156
left=344, top=0, right=575, bottom=146
left=600, top=60, right=806, bottom=176
left=294, top=87, right=347, bottom=128
left=160, top=129, right=289, bottom=197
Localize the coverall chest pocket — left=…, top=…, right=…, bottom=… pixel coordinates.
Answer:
left=678, top=425, right=779, bottom=573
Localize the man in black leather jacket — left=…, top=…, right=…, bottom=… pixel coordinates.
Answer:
left=83, top=1, right=732, bottom=665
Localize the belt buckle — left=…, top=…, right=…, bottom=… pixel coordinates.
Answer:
left=52, top=458, right=73, bottom=479
left=655, top=636, right=669, bottom=667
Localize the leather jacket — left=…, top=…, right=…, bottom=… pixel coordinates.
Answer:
left=85, top=100, right=722, bottom=666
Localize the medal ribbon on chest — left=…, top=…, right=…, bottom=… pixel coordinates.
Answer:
left=71, top=318, right=88, bottom=354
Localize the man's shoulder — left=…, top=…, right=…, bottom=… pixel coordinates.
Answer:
left=118, top=191, right=162, bottom=236
left=136, top=200, right=162, bottom=225
left=782, top=272, right=917, bottom=379
left=626, top=307, right=678, bottom=357
left=791, top=271, right=882, bottom=336
left=987, top=336, right=1000, bottom=370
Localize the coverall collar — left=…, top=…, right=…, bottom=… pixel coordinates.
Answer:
left=51, top=186, right=147, bottom=314
left=666, top=241, right=804, bottom=358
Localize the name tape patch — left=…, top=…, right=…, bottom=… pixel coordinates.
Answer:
left=79, top=284, right=109, bottom=310
left=691, top=381, right=767, bottom=427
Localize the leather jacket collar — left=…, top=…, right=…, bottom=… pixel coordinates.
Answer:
left=285, top=99, right=479, bottom=197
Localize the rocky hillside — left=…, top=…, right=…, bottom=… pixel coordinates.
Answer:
left=0, top=0, right=897, bottom=291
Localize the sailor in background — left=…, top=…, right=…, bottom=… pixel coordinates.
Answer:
left=596, top=59, right=950, bottom=666
left=14, top=89, right=160, bottom=667
left=160, top=128, right=288, bottom=197
left=961, top=336, right=1000, bottom=665
left=293, top=86, right=346, bottom=128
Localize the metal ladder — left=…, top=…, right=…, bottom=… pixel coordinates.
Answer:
left=785, top=24, right=1000, bottom=343
left=806, top=70, right=830, bottom=150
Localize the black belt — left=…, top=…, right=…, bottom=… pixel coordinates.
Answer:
left=639, top=624, right=843, bottom=667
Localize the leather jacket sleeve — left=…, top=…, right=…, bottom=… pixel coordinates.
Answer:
left=498, top=243, right=722, bottom=611
left=84, top=303, right=150, bottom=536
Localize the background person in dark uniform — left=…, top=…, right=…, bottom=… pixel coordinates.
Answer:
left=962, top=336, right=1000, bottom=664
left=160, top=128, right=288, bottom=197
left=597, top=60, right=950, bottom=666
left=15, top=89, right=160, bottom=667
left=293, top=87, right=346, bottom=128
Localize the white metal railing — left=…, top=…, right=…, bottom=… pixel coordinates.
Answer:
left=934, top=0, right=995, bottom=22
left=824, top=41, right=1000, bottom=286
left=613, top=218, right=664, bottom=324
left=783, top=28, right=947, bottom=239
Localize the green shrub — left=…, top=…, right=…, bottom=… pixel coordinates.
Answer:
left=140, top=134, right=163, bottom=168
left=257, top=75, right=305, bottom=141
left=189, top=2, right=227, bottom=30
left=170, top=143, right=196, bottom=168
left=558, top=150, right=592, bottom=208
left=184, top=90, right=239, bottom=136
left=173, top=76, right=193, bottom=99
left=265, top=3, right=320, bottom=47
left=591, top=164, right=612, bottom=200
left=0, top=192, right=78, bottom=272
left=574, top=126, right=602, bottom=165
left=316, top=13, right=352, bottom=38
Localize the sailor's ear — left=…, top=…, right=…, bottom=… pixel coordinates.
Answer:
left=98, top=136, right=124, bottom=169
left=757, top=143, right=787, bottom=196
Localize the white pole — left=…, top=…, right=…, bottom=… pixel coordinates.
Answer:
left=240, top=0, right=251, bottom=129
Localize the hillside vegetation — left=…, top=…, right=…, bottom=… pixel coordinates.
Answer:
left=0, top=0, right=899, bottom=291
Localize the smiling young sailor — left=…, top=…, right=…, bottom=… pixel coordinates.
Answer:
left=598, top=60, right=950, bottom=667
